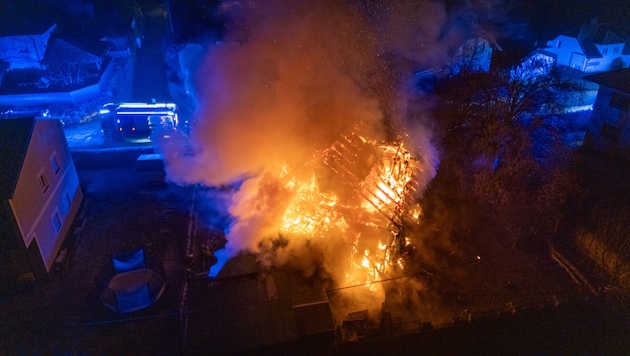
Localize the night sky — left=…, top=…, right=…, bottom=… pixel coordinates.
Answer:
left=513, top=0, right=630, bottom=41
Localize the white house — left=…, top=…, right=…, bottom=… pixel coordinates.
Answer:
left=543, top=21, right=630, bottom=73
left=449, top=35, right=503, bottom=75
left=0, top=117, right=83, bottom=282
left=511, top=49, right=556, bottom=80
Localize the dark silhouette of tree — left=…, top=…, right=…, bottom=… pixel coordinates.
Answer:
left=433, top=55, right=583, bottom=247
left=578, top=202, right=630, bottom=309
left=447, top=37, right=493, bottom=76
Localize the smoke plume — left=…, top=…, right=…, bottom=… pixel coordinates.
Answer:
left=160, top=0, right=461, bottom=283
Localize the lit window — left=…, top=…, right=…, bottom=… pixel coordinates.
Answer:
left=51, top=153, right=60, bottom=175
left=52, top=210, right=62, bottom=232
left=38, top=170, right=49, bottom=193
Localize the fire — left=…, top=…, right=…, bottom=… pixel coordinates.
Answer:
left=281, top=173, right=347, bottom=238
left=278, top=131, right=423, bottom=289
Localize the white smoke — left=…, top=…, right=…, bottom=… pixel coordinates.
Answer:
left=160, top=0, right=476, bottom=283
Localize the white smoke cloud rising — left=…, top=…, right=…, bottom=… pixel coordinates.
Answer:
left=159, top=0, right=478, bottom=280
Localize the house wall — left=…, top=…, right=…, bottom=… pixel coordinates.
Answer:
left=586, top=86, right=630, bottom=149
left=546, top=34, right=630, bottom=73
left=589, top=43, right=630, bottom=72
left=462, top=38, right=493, bottom=72
left=8, top=119, right=83, bottom=272
left=545, top=35, right=582, bottom=69
left=514, top=50, right=556, bottom=79
left=449, top=37, right=494, bottom=75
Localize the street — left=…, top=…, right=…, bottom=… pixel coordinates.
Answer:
left=131, top=0, right=174, bottom=103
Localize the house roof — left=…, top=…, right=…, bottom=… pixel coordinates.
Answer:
left=0, top=117, right=35, bottom=199
left=562, top=23, right=630, bottom=59
left=584, top=68, right=630, bottom=94
left=578, top=39, right=602, bottom=59
left=42, top=39, right=103, bottom=67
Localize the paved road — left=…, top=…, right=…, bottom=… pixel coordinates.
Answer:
left=131, top=0, right=173, bottom=103
left=64, top=0, right=175, bottom=150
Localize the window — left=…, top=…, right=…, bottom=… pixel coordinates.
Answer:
left=51, top=153, right=60, bottom=175
left=52, top=210, right=62, bottom=232
left=614, top=47, right=620, bottom=54
left=38, top=170, right=49, bottom=194
left=556, top=40, right=562, bottom=47
left=602, top=48, right=608, bottom=55
left=63, top=191, right=74, bottom=214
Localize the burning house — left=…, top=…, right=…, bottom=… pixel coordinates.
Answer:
left=168, top=0, right=441, bottom=348
left=207, top=126, right=427, bottom=289
left=189, top=125, right=430, bottom=348
left=276, top=127, right=425, bottom=290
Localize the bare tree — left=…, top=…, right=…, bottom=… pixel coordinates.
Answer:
left=578, top=202, right=630, bottom=308
left=448, top=37, right=493, bottom=76
left=433, top=54, right=583, bottom=247
left=45, top=60, right=100, bottom=89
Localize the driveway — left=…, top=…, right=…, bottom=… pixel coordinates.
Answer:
left=131, top=0, right=173, bottom=103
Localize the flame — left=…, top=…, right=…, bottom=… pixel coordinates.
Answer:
left=280, top=173, right=346, bottom=238
left=278, top=135, right=421, bottom=290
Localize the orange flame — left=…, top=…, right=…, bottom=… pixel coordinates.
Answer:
left=278, top=138, right=420, bottom=289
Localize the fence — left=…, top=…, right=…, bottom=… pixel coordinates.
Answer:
left=0, top=58, right=117, bottom=107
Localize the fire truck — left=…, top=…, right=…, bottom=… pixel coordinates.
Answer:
left=99, top=102, right=180, bottom=140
